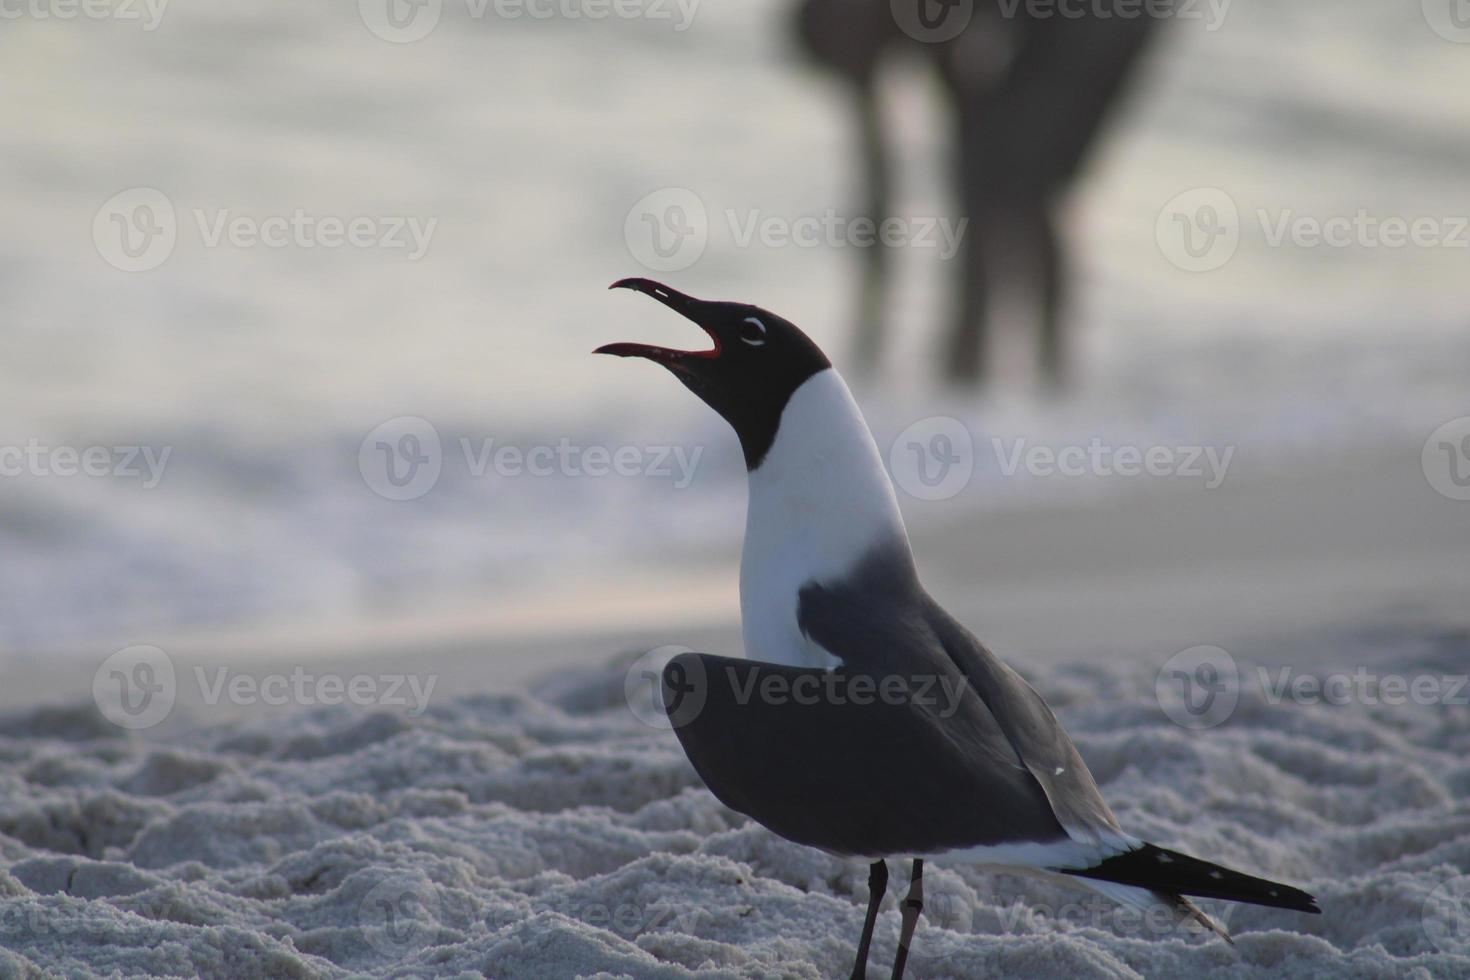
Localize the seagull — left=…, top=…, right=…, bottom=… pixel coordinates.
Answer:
left=597, top=278, right=1320, bottom=979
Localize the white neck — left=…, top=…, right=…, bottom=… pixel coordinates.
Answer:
left=739, top=369, right=912, bottom=667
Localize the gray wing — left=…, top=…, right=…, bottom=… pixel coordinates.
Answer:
left=660, top=652, right=1068, bottom=857
left=796, top=547, right=1128, bottom=851
left=919, top=597, right=1127, bottom=847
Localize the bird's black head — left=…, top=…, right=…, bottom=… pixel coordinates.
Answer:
left=597, top=278, right=831, bottom=470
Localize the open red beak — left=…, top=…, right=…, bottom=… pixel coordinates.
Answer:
left=596, top=278, right=723, bottom=363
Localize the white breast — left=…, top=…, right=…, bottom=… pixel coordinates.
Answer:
left=739, top=369, right=912, bottom=668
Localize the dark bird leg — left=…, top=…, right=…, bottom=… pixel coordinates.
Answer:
left=890, top=859, right=924, bottom=980
left=849, top=859, right=888, bottom=980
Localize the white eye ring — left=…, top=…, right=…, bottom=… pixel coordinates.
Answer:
left=739, top=317, right=768, bottom=346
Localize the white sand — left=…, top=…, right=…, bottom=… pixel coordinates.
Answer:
left=2, top=627, right=1468, bottom=978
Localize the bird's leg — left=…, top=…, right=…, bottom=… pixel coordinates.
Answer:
left=849, top=859, right=888, bottom=980
left=890, top=859, right=924, bottom=980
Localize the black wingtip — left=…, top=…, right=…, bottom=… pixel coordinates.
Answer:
left=1069, top=843, right=1322, bottom=915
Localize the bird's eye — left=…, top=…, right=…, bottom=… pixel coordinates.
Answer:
left=739, top=317, right=768, bottom=346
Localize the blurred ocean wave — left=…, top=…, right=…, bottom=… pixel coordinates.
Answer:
left=2, top=0, right=1467, bottom=654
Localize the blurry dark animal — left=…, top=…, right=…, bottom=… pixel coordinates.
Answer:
left=795, top=0, right=1158, bottom=385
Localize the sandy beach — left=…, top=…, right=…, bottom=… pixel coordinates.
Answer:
left=4, top=444, right=1468, bottom=978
